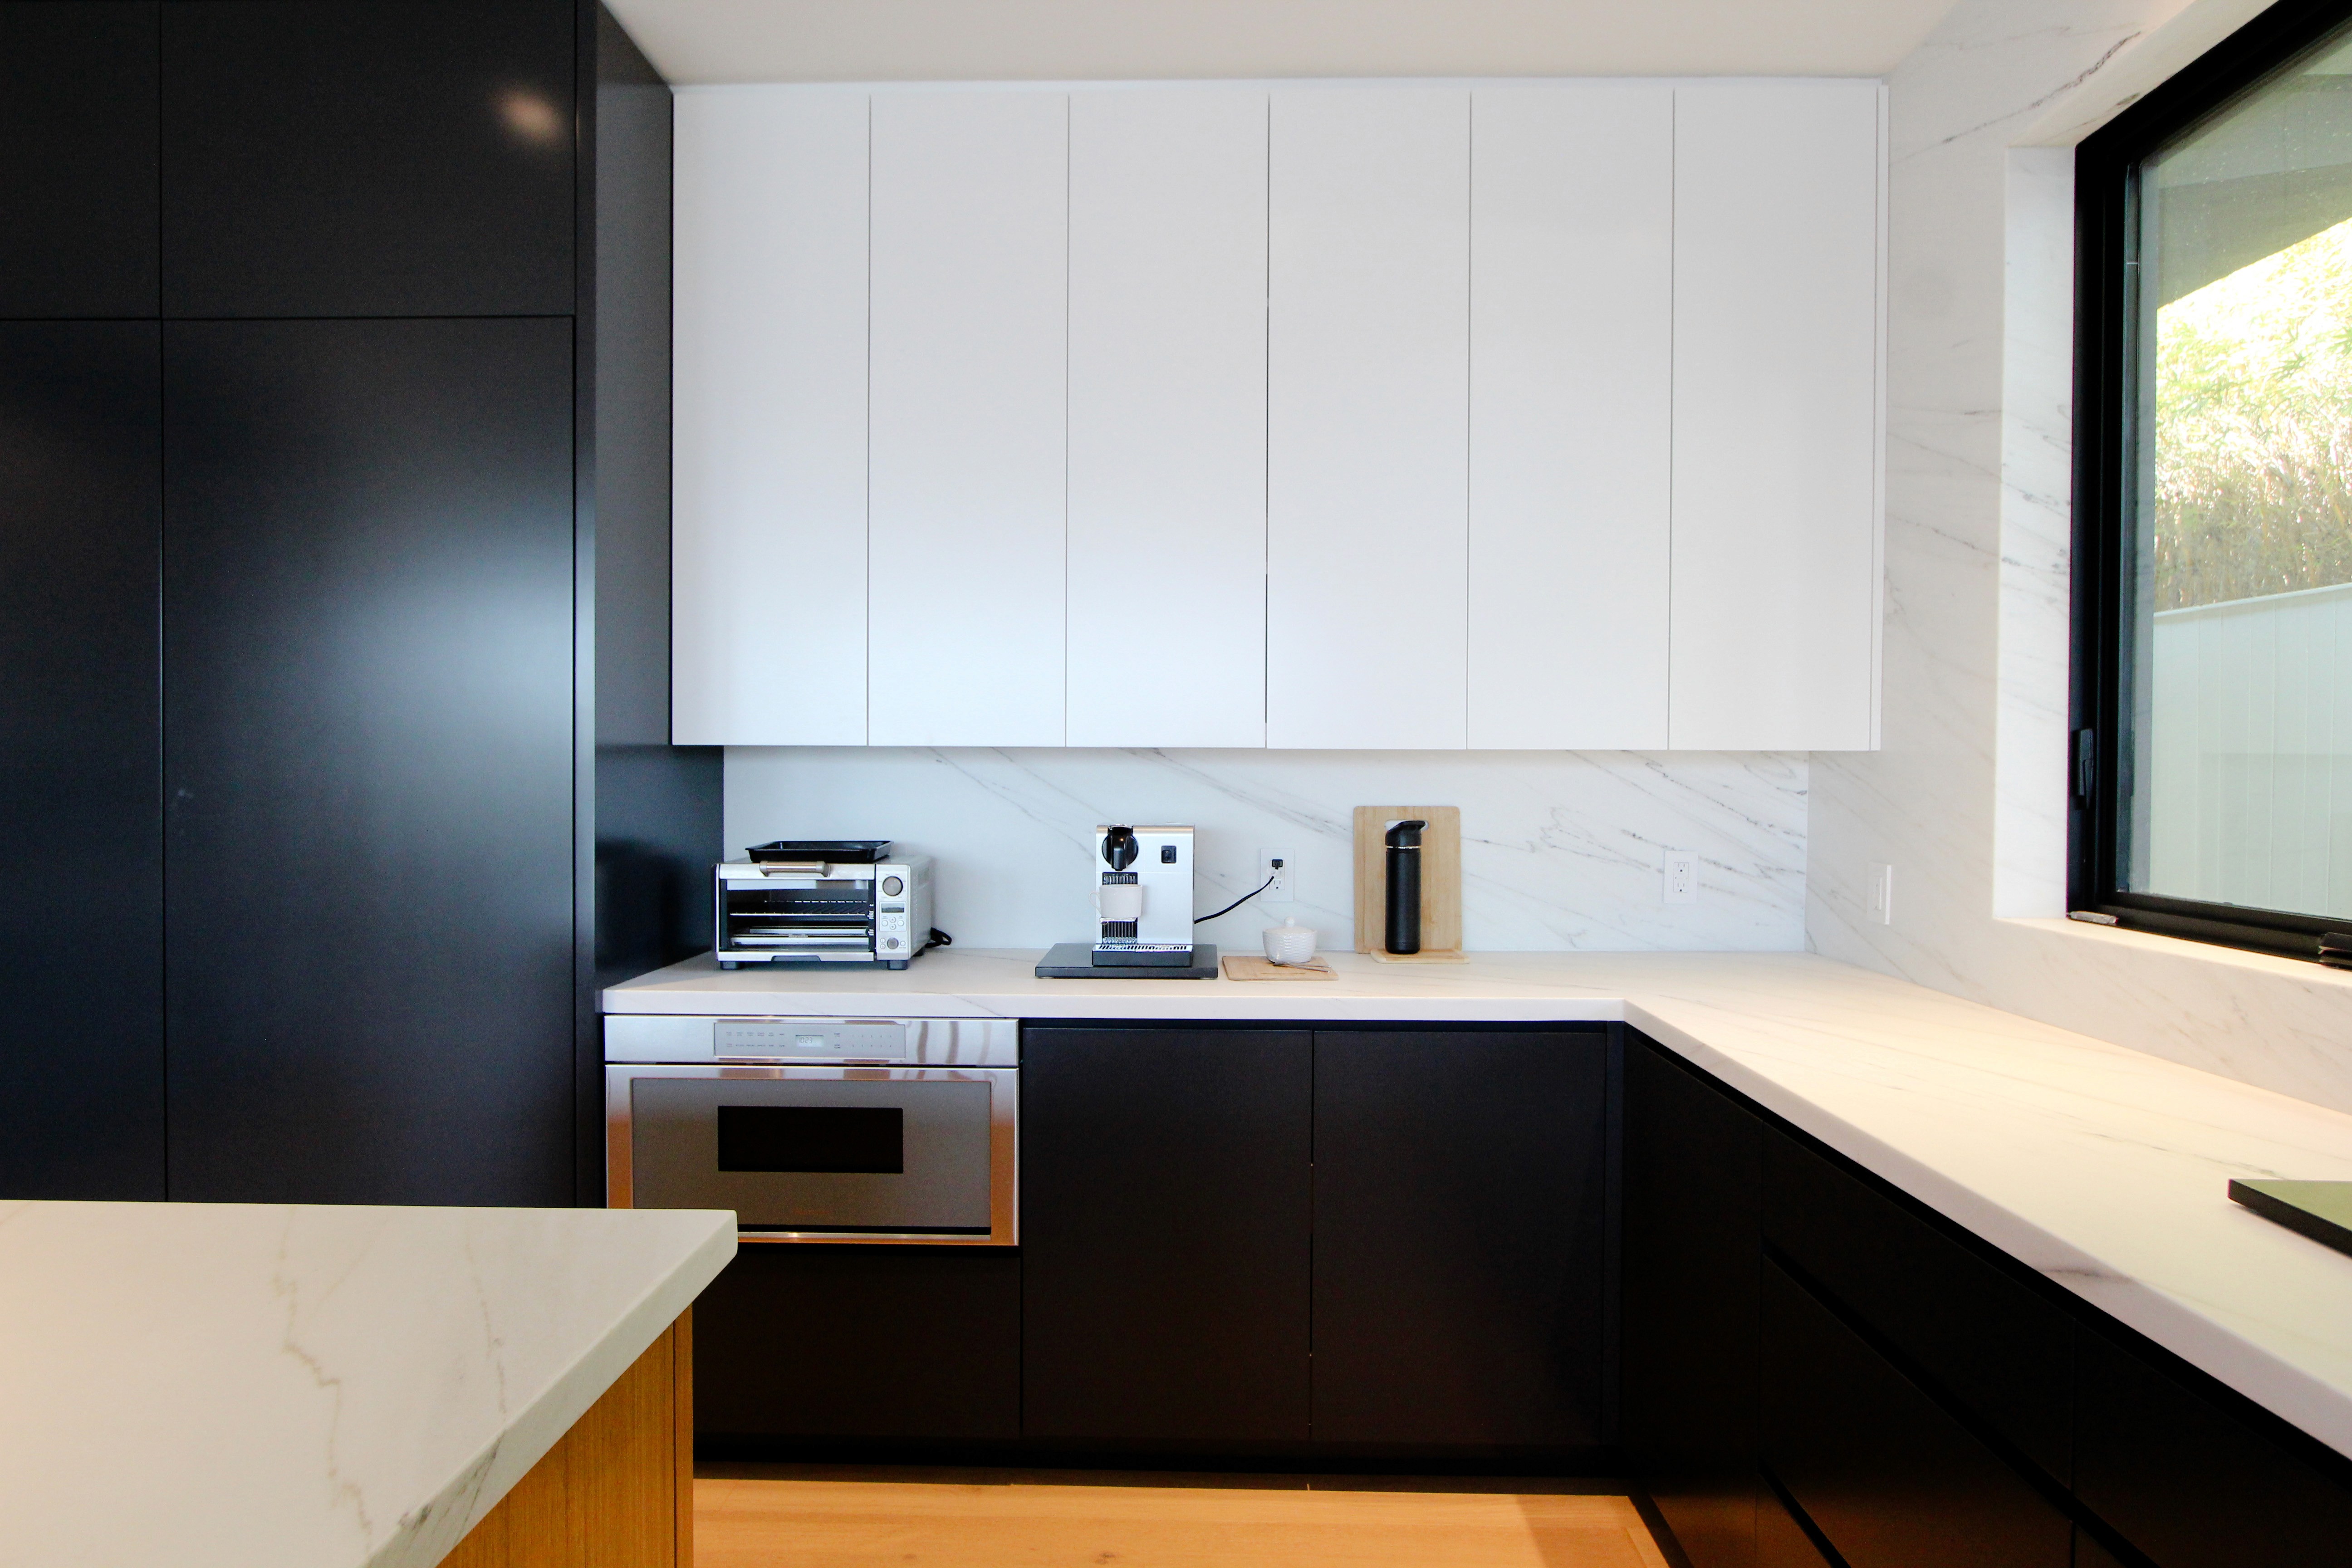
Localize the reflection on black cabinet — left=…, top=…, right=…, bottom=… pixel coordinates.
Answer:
left=1313, top=1029, right=1607, bottom=1452
left=1761, top=1259, right=2072, bottom=1568
left=1756, top=1483, right=1837, bottom=1568
left=696, top=1245, right=1019, bottom=1447
left=0, top=2, right=159, bottom=318
left=1764, top=1127, right=2073, bottom=1485
left=1623, top=1038, right=1762, bottom=1568
left=1021, top=1026, right=1313, bottom=1448
left=163, top=319, right=576, bottom=1205
left=2076, top=1326, right=2352, bottom=1568
left=160, top=1, right=575, bottom=318
left=0, top=323, right=164, bottom=1198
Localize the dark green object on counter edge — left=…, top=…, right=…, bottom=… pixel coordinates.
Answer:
left=2229, top=1178, right=2352, bottom=1259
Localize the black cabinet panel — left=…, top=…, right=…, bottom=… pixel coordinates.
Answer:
left=1021, top=1026, right=1312, bottom=1446
left=0, top=322, right=163, bottom=1197
left=696, top=1245, right=1019, bottom=1445
left=1624, top=1035, right=1763, bottom=1568
left=161, top=1, right=574, bottom=318
left=0, top=3, right=160, bottom=318
left=2076, top=1327, right=2352, bottom=1568
left=1762, top=1259, right=2071, bottom=1568
left=1312, top=1029, right=1607, bottom=1450
left=1764, top=1127, right=2073, bottom=1483
left=163, top=318, right=574, bottom=1205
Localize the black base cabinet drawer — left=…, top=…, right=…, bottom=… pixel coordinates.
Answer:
left=1762, top=1259, right=2073, bottom=1568
left=695, top=1245, right=1020, bottom=1447
left=2076, top=1327, right=2352, bottom=1568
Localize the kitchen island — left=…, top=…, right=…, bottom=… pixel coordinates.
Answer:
left=0, top=1200, right=733, bottom=1568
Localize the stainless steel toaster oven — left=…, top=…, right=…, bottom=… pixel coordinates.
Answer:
left=713, top=841, right=934, bottom=969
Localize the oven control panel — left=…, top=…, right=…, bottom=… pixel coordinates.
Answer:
left=713, top=1019, right=908, bottom=1061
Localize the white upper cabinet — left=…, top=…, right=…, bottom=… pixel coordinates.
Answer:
left=867, top=91, right=1070, bottom=747
left=1066, top=90, right=1269, bottom=749
left=1468, top=83, right=1675, bottom=750
left=671, top=89, right=869, bottom=745
left=1669, top=81, right=1883, bottom=751
left=1267, top=88, right=1471, bottom=750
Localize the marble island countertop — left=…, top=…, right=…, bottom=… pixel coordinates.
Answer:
left=609, top=948, right=2352, bottom=1460
left=0, top=1200, right=734, bottom=1568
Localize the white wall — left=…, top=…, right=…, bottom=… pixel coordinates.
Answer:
left=725, top=748, right=1807, bottom=953
left=1807, top=0, right=2352, bottom=1116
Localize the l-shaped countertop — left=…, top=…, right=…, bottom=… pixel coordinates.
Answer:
left=608, top=947, right=2352, bottom=1462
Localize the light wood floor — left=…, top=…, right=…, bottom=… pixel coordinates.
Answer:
left=696, top=1470, right=1673, bottom=1568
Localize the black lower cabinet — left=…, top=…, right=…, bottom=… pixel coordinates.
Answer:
left=1312, top=1029, right=1608, bottom=1453
left=1623, top=1036, right=1762, bottom=1568
left=0, top=322, right=165, bottom=1199
left=1020, top=1026, right=1313, bottom=1450
left=1760, top=1259, right=2072, bottom=1568
left=695, top=1245, right=1019, bottom=1449
left=2075, top=1325, right=2352, bottom=1568
left=163, top=318, right=577, bottom=1205
left=1756, top=1482, right=1837, bottom=1568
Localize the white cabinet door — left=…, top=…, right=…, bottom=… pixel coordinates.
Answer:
left=1066, top=89, right=1269, bottom=749
left=1669, top=81, right=1882, bottom=751
left=1267, top=88, right=1470, bottom=750
left=1468, top=83, right=1674, bottom=750
left=867, top=92, right=1069, bottom=747
left=671, top=89, right=869, bottom=745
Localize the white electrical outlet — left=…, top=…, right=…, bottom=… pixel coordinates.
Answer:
left=1869, top=862, right=1895, bottom=925
left=1664, top=853, right=1698, bottom=905
left=1258, top=849, right=1294, bottom=904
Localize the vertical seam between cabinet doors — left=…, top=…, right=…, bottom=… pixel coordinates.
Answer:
left=156, top=10, right=169, bottom=1200
left=1664, top=87, right=1677, bottom=747
left=1463, top=91, right=1473, bottom=750
left=1263, top=93, right=1274, bottom=745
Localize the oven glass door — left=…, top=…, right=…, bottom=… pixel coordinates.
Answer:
left=614, top=1066, right=1013, bottom=1241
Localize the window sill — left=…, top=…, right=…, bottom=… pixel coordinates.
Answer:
left=2001, top=915, right=2352, bottom=990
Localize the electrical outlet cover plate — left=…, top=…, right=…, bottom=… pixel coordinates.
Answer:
left=1258, top=849, right=1294, bottom=904
left=1869, top=863, right=1894, bottom=925
left=1664, top=853, right=1698, bottom=905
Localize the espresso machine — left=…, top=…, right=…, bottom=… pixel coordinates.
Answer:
left=1035, top=824, right=1219, bottom=979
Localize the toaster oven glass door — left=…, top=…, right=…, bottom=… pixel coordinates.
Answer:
left=609, top=1065, right=1016, bottom=1244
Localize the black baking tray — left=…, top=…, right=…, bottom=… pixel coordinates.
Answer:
left=746, top=840, right=891, bottom=864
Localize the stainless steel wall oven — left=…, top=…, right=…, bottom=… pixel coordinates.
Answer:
left=604, top=1015, right=1015, bottom=1244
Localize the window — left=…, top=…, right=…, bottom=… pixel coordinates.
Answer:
left=2076, top=0, right=2352, bottom=959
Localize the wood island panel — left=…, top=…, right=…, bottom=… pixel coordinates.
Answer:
left=442, top=1311, right=693, bottom=1568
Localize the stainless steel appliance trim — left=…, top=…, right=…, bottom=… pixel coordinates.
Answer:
left=605, top=1062, right=1017, bottom=1245
left=602, top=1013, right=1015, bottom=1065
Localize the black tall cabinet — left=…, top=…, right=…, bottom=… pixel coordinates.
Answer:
left=0, top=0, right=717, bottom=1205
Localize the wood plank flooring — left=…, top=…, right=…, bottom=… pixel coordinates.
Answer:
left=696, top=1471, right=1672, bottom=1568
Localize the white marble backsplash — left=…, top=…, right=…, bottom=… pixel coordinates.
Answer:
left=725, top=747, right=1807, bottom=952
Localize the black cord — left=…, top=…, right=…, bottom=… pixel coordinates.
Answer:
left=917, top=927, right=953, bottom=956
left=1196, top=865, right=1281, bottom=924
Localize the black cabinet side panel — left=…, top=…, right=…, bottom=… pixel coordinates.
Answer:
left=2076, top=1326, right=2352, bottom=1568
left=1761, top=1260, right=2072, bottom=1568
left=163, top=318, right=575, bottom=1205
left=1623, top=1035, right=1763, bottom=1568
left=0, top=322, right=164, bottom=1196
left=160, top=0, right=574, bottom=318
left=695, top=1245, right=1020, bottom=1444
left=0, top=2, right=160, bottom=319
left=1755, top=1484, right=1838, bottom=1568
left=1763, top=1126, right=2074, bottom=1484
left=1311, top=1029, right=1608, bottom=1450
left=1021, top=1026, right=1313, bottom=1446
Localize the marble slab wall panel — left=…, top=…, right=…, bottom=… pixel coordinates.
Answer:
left=1808, top=0, right=2352, bottom=1115
left=726, top=747, right=1807, bottom=952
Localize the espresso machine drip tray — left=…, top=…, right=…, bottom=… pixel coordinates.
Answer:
left=1036, top=942, right=1220, bottom=979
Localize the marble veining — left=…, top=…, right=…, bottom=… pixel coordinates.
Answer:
left=1807, top=0, right=2352, bottom=1116
left=726, top=745, right=1807, bottom=952
left=0, top=1202, right=733, bottom=1568
left=610, top=948, right=2352, bottom=1459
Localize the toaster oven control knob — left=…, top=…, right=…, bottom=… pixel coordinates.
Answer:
left=885, top=936, right=902, bottom=950
left=882, top=875, right=904, bottom=897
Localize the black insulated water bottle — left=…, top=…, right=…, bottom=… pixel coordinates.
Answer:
left=1384, top=818, right=1426, bottom=955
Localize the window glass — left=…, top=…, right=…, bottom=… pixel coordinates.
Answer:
left=2127, top=29, right=2352, bottom=918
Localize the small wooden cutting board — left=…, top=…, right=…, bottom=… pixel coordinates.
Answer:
left=1221, top=954, right=1336, bottom=981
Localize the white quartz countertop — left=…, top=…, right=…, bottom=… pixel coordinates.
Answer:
left=609, top=948, right=2352, bottom=1460
left=0, top=1200, right=734, bottom=1568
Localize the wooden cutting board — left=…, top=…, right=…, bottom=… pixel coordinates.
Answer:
left=1353, top=806, right=1465, bottom=960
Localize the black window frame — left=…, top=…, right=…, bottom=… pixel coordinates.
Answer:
left=2072, top=0, right=2352, bottom=962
